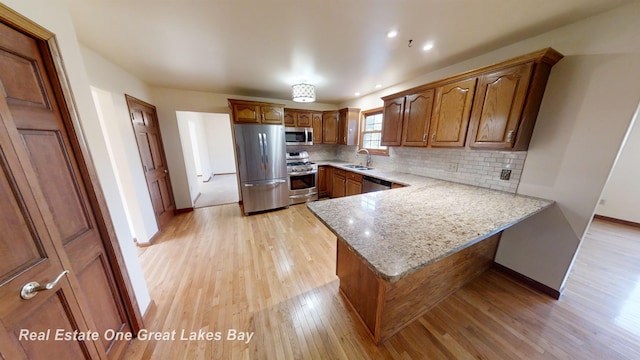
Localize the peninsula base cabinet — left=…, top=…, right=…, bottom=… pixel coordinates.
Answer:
left=336, top=233, right=501, bottom=344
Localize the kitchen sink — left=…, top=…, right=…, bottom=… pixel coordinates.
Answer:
left=344, top=164, right=373, bottom=170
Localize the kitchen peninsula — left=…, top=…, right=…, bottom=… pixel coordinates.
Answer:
left=307, top=172, right=553, bottom=344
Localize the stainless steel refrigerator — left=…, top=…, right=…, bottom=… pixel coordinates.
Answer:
left=234, top=123, right=289, bottom=215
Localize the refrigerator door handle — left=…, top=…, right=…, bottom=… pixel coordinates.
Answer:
left=258, top=133, right=265, bottom=169
left=263, top=132, right=269, bottom=166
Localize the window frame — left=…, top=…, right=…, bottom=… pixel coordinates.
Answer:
left=359, top=107, right=389, bottom=156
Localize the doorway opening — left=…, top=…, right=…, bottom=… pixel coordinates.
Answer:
left=176, top=111, right=239, bottom=208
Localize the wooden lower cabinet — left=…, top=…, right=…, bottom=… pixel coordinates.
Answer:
left=332, top=168, right=346, bottom=198
left=318, top=166, right=327, bottom=197
left=391, top=183, right=405, bottom=189
left=336, top=233, right=501, bottom=344
left=346, top=172, right=363, bottom=196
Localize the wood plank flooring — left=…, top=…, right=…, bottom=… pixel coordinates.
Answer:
left=124, top=205, right=640, bottom=359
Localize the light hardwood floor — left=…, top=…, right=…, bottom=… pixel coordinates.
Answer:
left=124, top=204, right=640, bottom=359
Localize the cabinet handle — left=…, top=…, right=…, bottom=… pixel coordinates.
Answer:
left=507, top=130, right=515, bottom=143
left=423, top=134, right=427, bottom=142
left=344, top=136, right=347, bottom=143
left=431, top=133, right=436, bottom=142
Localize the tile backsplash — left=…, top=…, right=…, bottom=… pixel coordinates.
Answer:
left=288, top=144, right=527, bottom=193
left=319, top=145, right=525, bottom=193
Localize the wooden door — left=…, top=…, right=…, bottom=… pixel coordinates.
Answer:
left=259, top=105, right=284, bottom=125
left=297, top=111, right=312, bottom=127
left=323, top=111, right=339, bottom=144
left=467, top=63, right=533, bottom=149
left=401, top=89, right=435, bottom=147
left=430, top=78, right=477, bottom=147
left=312, top=112, right=323, bottom=143
left=0, top=21, right=132, bottom=359
left=381, top=96, right=405, bottom=146
left=126, top=95, right=175, bottom=229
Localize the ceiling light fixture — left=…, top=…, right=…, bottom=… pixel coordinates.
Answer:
left=375, top=84, right=382, bottom=89
left=354, top=92, right=361, bottom=97
left=423, top=42, right=434, bottom=51
left=292, top=83, right=316, bottom=103
left=387, top=30, right=398, bottom=38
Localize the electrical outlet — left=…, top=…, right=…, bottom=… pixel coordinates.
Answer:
left=446, top=162, right=458, bottom=172
left=500, top=169, right=511, bottom=181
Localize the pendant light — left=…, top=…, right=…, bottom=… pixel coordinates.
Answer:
left=292, top=83, right=316, bottom=103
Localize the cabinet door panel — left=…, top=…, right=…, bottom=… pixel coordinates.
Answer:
left=468, top=63, right=533, bottom=149
left=312, top=112, right=323, bottom=143
left=381, top=97, right=404, bottom=146
left=323, top=112, right=339, bottom=144
left=261, top=105, right=284, bottom=124
left=233, top=104, right=260, bottom=123
left=430, top=78, right=477, bottom=147
left=401, top=89, right=435, bottom=147
left=297, top=112, right=312, bottom=127
left=332, top=174, right=345, bottom=198
left=284, top=110, right=296, bottom=126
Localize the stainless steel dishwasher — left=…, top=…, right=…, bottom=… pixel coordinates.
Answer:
left=362, top=175, right=392, bottom=193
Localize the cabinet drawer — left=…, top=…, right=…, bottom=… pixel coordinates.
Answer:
left=346, top=171, right=363, bottom=182
left=333, top=168, right=346, bottom=177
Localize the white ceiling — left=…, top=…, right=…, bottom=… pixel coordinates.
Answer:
left=65, top=0, right=634, bottom=104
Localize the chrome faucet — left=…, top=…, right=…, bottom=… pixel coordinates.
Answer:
left=357, top=148, right=371, bottom=167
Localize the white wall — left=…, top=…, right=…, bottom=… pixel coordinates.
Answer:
left=149, top=88, right=338, bottom=209
left=81, top=46, right=159, bottom=245
left=176, top=112, right=201, bottom=205
left=203, top=113, right=236, bottom=174
left=341, top=2, right=640, bottom=293
left=2, top=0, right=151, bottom=313
left=194, top=116, right=213, bottom=177
left=596, top=109, right=640, bottom=224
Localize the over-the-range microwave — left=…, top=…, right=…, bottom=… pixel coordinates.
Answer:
left=285, top=127, right=313, bottom=145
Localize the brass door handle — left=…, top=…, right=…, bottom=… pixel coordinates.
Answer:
left=21, top=270, right=69, bottom=300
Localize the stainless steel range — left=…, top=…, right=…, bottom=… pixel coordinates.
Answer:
left=286, top=151, right=318, bottom=204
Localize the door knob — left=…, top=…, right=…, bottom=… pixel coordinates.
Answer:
left=164, top=169, right=169, bottom=173
left=21, top=270, right=70, bottom=300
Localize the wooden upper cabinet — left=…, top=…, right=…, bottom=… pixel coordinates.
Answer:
left=297, top=112, right=313, bottom=127
left=339, top=108, right=360, bottom=145
left=284, top=110, right=297, bottom=126
left=231, top=102, right=261, bottom=123
left=261, top=105, right=285, bottom=124
left=430, top=78, right=477, bottom=147
left=381, top=97, right=405, bottom=146
left=284, top=109, right=313, bottom=127
left=229, top=99, right=284, bottom=125
left=380, top=48, right=563, bottom=151
left=323, top=111, right=339, bottom=144
left=401, top=89, right=435, bottom=147
left=467, top=62, right=533, bottom=149
left=312, top=112, right=323, bottom=143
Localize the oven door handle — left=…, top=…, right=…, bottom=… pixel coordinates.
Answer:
left=288, top=170, right=318, bottom=176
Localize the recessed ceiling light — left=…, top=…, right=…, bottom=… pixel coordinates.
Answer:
left=354, top=92, right=361, bottom=96
left=387, top=30, right=398, bottom=38
left=423, top=42, right=434, bottom=51
left=375, top=84, right=382, bottom=89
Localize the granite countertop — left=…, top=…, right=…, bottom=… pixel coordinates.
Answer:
left=307, top=161, right=554, bottom=283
